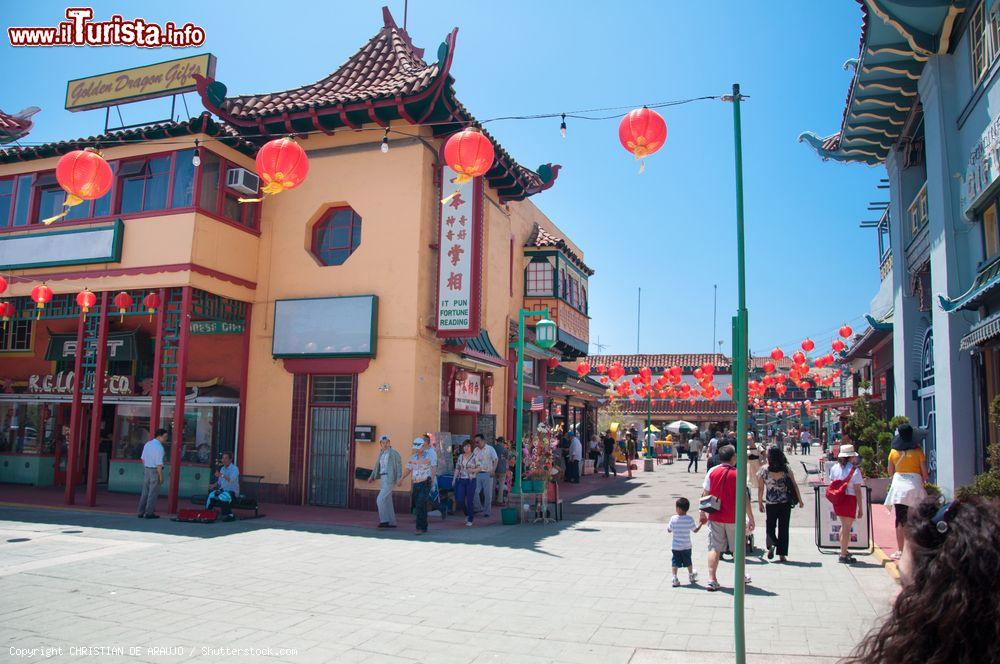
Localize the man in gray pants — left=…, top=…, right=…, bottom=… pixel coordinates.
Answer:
left=472, top=434, right=497, bottom=518
left=137, top=429, right=168, bottom=519
left=368, top=434, right=402, bottom=527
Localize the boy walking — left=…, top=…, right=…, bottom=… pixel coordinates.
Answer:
left=668, top=497, right=702, bottom=586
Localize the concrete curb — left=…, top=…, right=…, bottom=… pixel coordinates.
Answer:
left=872, top=544, right=901, bottom=582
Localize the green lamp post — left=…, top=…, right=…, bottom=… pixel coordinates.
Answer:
left=514, top=310, right=556, bottom=495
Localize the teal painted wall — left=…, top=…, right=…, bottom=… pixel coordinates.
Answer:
left=0, top=455, right=55, bottom=486
left=107, top=462, right=207, bottom=498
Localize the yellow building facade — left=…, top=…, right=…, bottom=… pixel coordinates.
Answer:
left=0, top=9, right=595, bottom=512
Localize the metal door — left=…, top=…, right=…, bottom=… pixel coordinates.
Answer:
left=308, top=406, right=351, bottom=506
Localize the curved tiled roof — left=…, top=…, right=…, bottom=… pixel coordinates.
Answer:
left=799, top=0, right=965, bottom=165
left=215, top=11, right=440, bottom=119
left=587, top=354, right=732, bottom=372
left=0, top=112, right=255, bottom=164
left=526, top=224, right=594, bottom=275
left=616, top=400, right=737, bottom=417
left=193, top=7, right=559, bottom=204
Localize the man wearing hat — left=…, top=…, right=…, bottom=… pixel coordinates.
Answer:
left=368, top=434, right=402, bottom=528
left=398, top=436, right=436, bottom=534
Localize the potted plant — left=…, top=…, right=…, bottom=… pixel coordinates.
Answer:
left=520, top=432, right=554, bottom=493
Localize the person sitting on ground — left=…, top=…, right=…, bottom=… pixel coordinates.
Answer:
left=207, top=452, right=240, bottom=521
left=668, top=497, right=702, bottom=587
left=844, top=497, right=1000, bottom=664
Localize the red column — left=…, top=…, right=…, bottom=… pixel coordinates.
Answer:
left=235, top=302, right=253, bottom=466
left=166, top=286, right=192, bottom=514
left=148, top=288, right=167, bottom=434
left=84, top=292, right=110, bottom=507
left=64, top=307, right=87, bottom=505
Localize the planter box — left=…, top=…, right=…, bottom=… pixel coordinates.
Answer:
left=521, top=479, right=544, bottom=493
left=867, top=477, right=890, bottom=503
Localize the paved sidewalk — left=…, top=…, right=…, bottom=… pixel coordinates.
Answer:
left=0, top=461, right=896, bottom=663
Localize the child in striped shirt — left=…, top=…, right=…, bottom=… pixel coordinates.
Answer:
left=668, top=497, right=702, bottom=587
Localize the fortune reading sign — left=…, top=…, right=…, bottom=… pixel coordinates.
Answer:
left=436, top=167, right=483, bottom=337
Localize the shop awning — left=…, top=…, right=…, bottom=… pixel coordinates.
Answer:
left=960, top=311, right=1000, bottom=351
left=546, top=365, right=607, bottom=398
left=44, top=329, right=143, bottom=362
left=443, top=329, right=506, bottom=367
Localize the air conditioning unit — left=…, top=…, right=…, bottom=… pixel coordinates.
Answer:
left=226, top=168, right=259, bottom=196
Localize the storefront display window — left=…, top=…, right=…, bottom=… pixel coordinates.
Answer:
left=112, top=403, right=238, bottom=465
left=0, top=402, right=58, bottom=455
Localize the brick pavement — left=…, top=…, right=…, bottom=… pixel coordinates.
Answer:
left=0, top=460, right=896, bottom=663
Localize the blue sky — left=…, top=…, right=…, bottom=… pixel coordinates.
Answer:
left=2, top=1, right=883, bottom=358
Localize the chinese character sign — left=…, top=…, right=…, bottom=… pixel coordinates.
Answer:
left=437, top=168, right=482, bottom=335
left=454, top=374, right=483, bottom=412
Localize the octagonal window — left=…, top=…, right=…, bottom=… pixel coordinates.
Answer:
left=311, top=207, right=362, bottom=266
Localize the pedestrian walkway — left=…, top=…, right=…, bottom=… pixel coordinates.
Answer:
left=0, top=460, right=896, bottom=663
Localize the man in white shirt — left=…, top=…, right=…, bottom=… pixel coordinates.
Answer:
left=568, top=433, right=583, bottom=483
left=208, top=452, right=240, bottom=521
left=472, top=434, right=498, bottom=517
left=708, top=433, right=719, bottom=459
left=137, top=428, right=168, bottom=519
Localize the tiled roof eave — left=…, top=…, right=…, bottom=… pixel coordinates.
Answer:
left=0, top=112, right=255, bottom=164
left=798, top=0, right=963, bottom=166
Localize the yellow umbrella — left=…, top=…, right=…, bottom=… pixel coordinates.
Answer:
left=644, top=424, right=661, bottom=432
left=610, top=422, right=620, bottom=435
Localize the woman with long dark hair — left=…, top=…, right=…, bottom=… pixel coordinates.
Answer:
left=756, top=445, right=804, bottom=561
left=884, top=423, right=928, bottom=560
left=845, top=497, right=1000, bottom=663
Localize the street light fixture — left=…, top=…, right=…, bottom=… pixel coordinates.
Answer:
left=514, top=310, right=556, bottom=497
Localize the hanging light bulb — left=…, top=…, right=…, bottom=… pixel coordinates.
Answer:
left=381, top=128, right=389, bottom=154
left=559, top=113, right=567, bottom=139
left=192, top=139, right=201, bottom=167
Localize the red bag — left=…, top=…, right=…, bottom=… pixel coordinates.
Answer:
left=176, top=509, right=218, bottom=523
left=825, top=466, right=858, bottom=516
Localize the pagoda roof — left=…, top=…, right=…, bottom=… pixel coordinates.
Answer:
left=526, top=224, right=594, bottom=275
left=587, top=354, right=732, bottom=373
left=0, top=112, right=255, bottom=164
left=616, top=399, right=737, bottom=418
left=799, top=0, right=966, bottom=165
left=193, top=7, right=558, bottom=203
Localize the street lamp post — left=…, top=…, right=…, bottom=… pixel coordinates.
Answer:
left=514, top=309, right=557, bottom=496
left=727, top=82, right=750, bottom=664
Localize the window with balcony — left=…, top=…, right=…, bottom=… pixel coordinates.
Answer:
left=908, top=184, right=928, bottom=235
left=971, top=0, right=1000, bottom=87
left=311, top=207, right=362, bottom=266
left=0, top=148, right=258, bottom=232
left=525, top=260, right=554, bottom=296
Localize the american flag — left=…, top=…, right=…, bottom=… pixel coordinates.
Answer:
left=530, top=395, right=545, bottom=411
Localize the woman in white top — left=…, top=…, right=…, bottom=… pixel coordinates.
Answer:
left=827, top=444, right=865, bottom=563
left=452, top=439, right=479, bottom=526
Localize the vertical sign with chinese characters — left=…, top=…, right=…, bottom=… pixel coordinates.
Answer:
left=453, top=374, right=483, bottom=412
left=436, top=168, right=483, bottom=337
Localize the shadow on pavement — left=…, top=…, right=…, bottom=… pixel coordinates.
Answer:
left=0, top=475, right=651, bottom=557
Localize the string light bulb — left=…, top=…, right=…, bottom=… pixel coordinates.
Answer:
left=559, top=114, right=567, bottom=139
left=192, top=139, right=201, bottom=167
left=381, top=128, right=389, bottom=153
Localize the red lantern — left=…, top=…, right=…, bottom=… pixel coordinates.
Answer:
left=669, top=365, right=682, bottom=378
left=725, top=384, right=733, bottom=396
left=823, top=353, right=835, bottom=366
left=801, top=338, right=815, bottom=352
left=792, top=351, right=806, bottom=365
left=693, top=368, right=704, bottom=381
left=113, top=291, right=133, bottom=322
left=143, top=292, right=161, bottom=321
left=831, top=339, right=846, bottom=352
left=442, top=128, right=495, bottom=201
left=839, top=324, right=853, bottom=339
left=30, top=284, right=52, bottom=319
left=600, top=376, right=609, bottom=385
left=639, top=367, right=652, bottom=383
left=701, top=363, right=715, bottom=376
left=44, top=149, right=114, bottom=224
left=775, top=383, right=787, bottom=395
left=770, top=347, right=784, bottom=361
left=596, top=363, right=607, bottom=374
left=547, top=356, right=560, bottom=371
left=814, top=356, right=826, bottom=369
left=0, top=301, right=14, bottom=324
left=576, top=361, right=591, bottom=378
left=76, top=289, right=96, bottom=313
left=249, top=137, right=309, bottom=201
left=618, top=107, right=667, bottom=171
left=762, top=360, right=775, bottom=374
left=0, top=276, right=6, bottom=295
